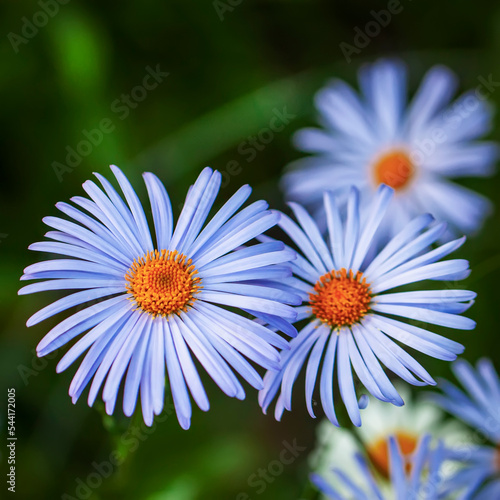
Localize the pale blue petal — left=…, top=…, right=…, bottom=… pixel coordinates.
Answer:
left=177, top=171, right=221, bottom=255
left=123, top=320, right=152, bottom=416
left=288, top=202, right=334, bottom=270
left=372, top=303, right=475, bottom=330
left=364, top=214, right=434, bottom=277
left=343, top=188, right=360, bottom=269
left=278, top=211, right=327, bottom=274
left=170, top=315, right=210, bottom=412
left=169, top=167, right=212, bottom=251
left=110, top=165, right=154, bottom=251
left=319, top=332, right=339, bottom=426
left=337, top=329, right=361, bottom=426
left=346, top=332, right=387, bottom=402
left=194, top=212, right=280, bottom=268
left=37, top=296, right=128, bottom=356
left=27, top=287, right=124, bottom=327
left=350, top=184, right=393, bottom=272
left=305, top=329, right=329, bottom=418
left=57, top=305, right=132, bottom=374
left=102, top=313, right=148, bottom=412
left=282, top=329, right=321, bottom=411
left=370, top=315, right=463, bottom=360
left=352, top=322, right=403, bottom=405
left=143, top=172, right=173, bottom=250
left=28, top=241, right=128, bottom=273
left=189, top=185, right=252, bottom=257
left=179, top=313, right=243, bottom=399
left=87, top=312, right=141, bottom=406
left=324, top=191, right=345, bottom=269
left=200, top=290, right=296, bottom=322
left=164, top=320, right=192, bottom=430
left=191, top=200, right=268, bottom=260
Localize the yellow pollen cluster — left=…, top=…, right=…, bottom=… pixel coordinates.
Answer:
left=309, top=268, right=372, bottom=328
left=374, top=150, right=414, bottom=191
left=125, top=250, right=201, bottom=317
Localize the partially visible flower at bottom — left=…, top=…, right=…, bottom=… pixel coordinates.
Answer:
left=309, top=386, right=468, bottom=499
left=310, top=385, right=467, bottom=495
left=311, top=434, right=447, bottom=500
left=429, top=358, right=500, bottom=499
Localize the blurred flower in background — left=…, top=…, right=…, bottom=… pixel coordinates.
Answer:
left=259, top=184, right=474, bottom=426
left=429, top=358, right=500, bottom=498
left=310, top=433, right=448, bottom=500
left=309, top=385, right=468, bottom=498
left=283, top=59, right=498, bottom=238
left=19, top=166, right=300, bottom=429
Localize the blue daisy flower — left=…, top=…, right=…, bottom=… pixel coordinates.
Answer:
left=429, top=358, right=500, bottom=499
left=20, top=166, right=300, bottom=429
left=259, top=184, right=475, bottom=427
left=283, top=59, right=498, bottom=237
left=311, top=434, right=448, bottom=500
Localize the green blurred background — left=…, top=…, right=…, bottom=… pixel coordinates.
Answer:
left=1, top=1, right=500, bottom=499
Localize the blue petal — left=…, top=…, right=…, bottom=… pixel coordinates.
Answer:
left=170, top=315, right=209, bottom=412
left=110, top=165, right=154, bottom=252
left=179, top=313, right=243, bottom=399
left=143, top=172, right=173, bottom=250
left=337, top=329, right=361, bottom=426
left=288, top=202, right=334, bottom=271
left=372, top=303, right=475, bottom=330
left=123, top=319, right=152, bottom=416
left=189, top=185, right=252, bottom=257
left=305, top=329, right=329, bottom=418
left=177, top=171, right=221, bottom=255
left=87, top=312, right=141, bottom=406
left=27, top=287, right=124, bottom=327
left=169, top=167, right=213, bottom=251
left=319, top=332, right=339, bottom=426
left=194, top=211, right=280, bottom=268
left=28, top=241, right=128, bottom=273
left=37, top=296, right=129, bottom=356
left=351, top=322, right=403, bottom=405
left=164, top=320, right=192, bottom=430
left=200, top=290, right=296, bottom=322
left=351, top=184, right=393, bottom=272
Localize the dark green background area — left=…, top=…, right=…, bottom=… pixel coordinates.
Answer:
left=1, top=1, right=500, bottom=499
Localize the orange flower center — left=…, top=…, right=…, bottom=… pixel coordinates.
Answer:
left=125, top=250, right=201, bottom=317
left=373, top=150, right=414, bottom=190
left=309, top=269, right=372, bottom=328
left=367, top=431, right=418, bottom=479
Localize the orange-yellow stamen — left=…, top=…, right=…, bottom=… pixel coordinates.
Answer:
left=367, top=431, right=419, bottom=479
left=309, top=268, right=372, bottom=328
left=374, top=150, right=414, bottom=190
left=125, top=250, right=201, bottom=317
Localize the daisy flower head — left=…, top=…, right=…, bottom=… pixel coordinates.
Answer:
left=429, top=358, right=500, bottom=498
left=310, top=434, right=448, bottom=500
left=310, top=386, right=468, bottom=498
left=259, top=184, right=475, bottom=427
left=19, top=166, right=301, bottom=429
left=283, top=59, right=498, bottom=237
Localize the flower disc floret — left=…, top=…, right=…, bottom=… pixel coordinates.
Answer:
left=309, top=269, right=372, bottom=328
left=126, top=249, right=201, bottom=317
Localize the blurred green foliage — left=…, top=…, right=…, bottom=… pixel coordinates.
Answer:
left=1, top=1, right=500, bottom=499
